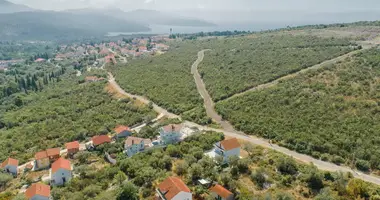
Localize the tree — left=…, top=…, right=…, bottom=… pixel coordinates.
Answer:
left=116, top=182, right=139, bottom=200
left=315, top=188, right=337, bottom=200
left=251, top=168, right=266, bottom=189
left=189, top=163, right=202, bottom=181
left=12, top=194, right=28, bottom=200
left=175, top=161, right=189, bottom=175
left=276, top=157, right=298, bottom=175
left=114, top=171, right=127, bottom=185
left=303, top=166, right=324, bottom=191
left=346, top=179, right=369, bottom=199
left=166, top=145, right=181, bottom=158
left=275, top=191, right=295, bottom=200
left=0, top=172, right=12, bottom=189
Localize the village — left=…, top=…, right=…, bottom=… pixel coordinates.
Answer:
left=1, top=118, right=242, bottom=200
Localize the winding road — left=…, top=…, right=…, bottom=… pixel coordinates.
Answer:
left=107, top=49, right=380, bottom=186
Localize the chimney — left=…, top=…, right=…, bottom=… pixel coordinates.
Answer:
left=171, top=125, right=174, bottom=131
left=132, top=140, right=134, bottom=145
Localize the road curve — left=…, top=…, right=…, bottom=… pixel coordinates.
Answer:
left=189, top=49, right=380, bottom=186
left=191, top=50, right=237, bottom=132
left=108, top=72, right=180, bottom=119
left=221, top=47, right=368, bottom=102
left=107, top=55, right=380, bottom=186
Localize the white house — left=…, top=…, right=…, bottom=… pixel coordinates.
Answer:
left=159, top=124, right=183, bottom=145
left=0, top=157, right=18, bottom=176
left=157, top=176, right=192, bottom=200
left=50, top=158, right=72, bottom=186
left=124, top=137, right=152, bottom=157
left=209, top=184, right=234, bottom=200
left=214, top=138, right=241, bottom=164
left=25, top=183, right=50, bottom=200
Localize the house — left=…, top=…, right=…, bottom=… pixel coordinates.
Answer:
left=65, top=141, right=80, bottom=155
left=138, top=46, right=148, bottom=52
left=157, top=177, right=192, bottom=200
left=34, top=151, right=50, bottom=170
left=92, top=135, right=111, bottom=147
left=25, top=183, right=50, bottom=200
left=46, top=148, right=61, bottom=162
left=214, top=138, right=240, bottom=164
left=50, top=158, right=72, bottom=186
left=105, top=54, right=117, bottom=64
left=99, top=48, right=109, bottom=56
left=124, top=137, right=151, bottom=157
left=114, top=125, right=132, bottom=138
left=209, top=184, right=234, bottom=200
left=159, top=124, right=183, bottom=145
left=156, top=44, right=170, bottom=51
left=0, top=157, right=18, bottom=176
left=34, top=58, right=46, bottom=63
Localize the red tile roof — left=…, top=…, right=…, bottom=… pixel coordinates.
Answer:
left=125, top=137, right=151, bottom=147
left=0, top=157, right=19, bottom=168
left=114, top=125, right=132, bottom=134
left=158, top=177, right=190, bottom=200
left=65, top=141, right=80, bottom=150
left=210, top=184, right=233, bottom=199
left=25, top=183, right=50, bottom=198
left=35, top=151, right=48, bottom=160
left=51, top=158, right=72, bottom=173
left=92, top=135, right=111, bottom=146
left=34, top=58, right=46, bottom=62
left=162, top=124, right=182, bottom=133
left=220, top=138, right=240, bottom=151
left=46, top=148, right=60, bottom=157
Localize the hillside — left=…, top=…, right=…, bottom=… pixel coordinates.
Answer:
left=0, top=11, right=150, bottom=40
left=66, top=8, right=215, bottom=27
left=0, top=0, right=34, bottom=13
left=216, top=48, right=380, bottom=171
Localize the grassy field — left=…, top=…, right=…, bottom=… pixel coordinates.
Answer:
left=0, top=73, right=155, bottom=163
left=216, top=48, right=380, bottom=170
left=198, top=34, right=357, bottom=101
left=108, top=42, right=211, bottom=125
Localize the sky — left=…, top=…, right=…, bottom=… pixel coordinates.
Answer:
left=9, top=0, right=380, bottom=12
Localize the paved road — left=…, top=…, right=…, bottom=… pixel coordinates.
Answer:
left=107, top=54, right=380, bottom=186
left=108, top=72, right=180, bottom=119
left=191, top=50, right=237, bottom=132
left=222, top=47, right=370, bottom=102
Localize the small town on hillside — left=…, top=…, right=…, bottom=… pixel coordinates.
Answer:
left=1, top=119, right=242, bottom=200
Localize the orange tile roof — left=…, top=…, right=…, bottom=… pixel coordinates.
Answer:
left=92, top=135, right=111, bottom=146
left=162, top=124, right=182, bottom=133
left=65, top=141, right=80, bottom=150
left=220, top=138, right=240, bottom=151
left=114, top=125, right=132, bottom=134
left=125, top=137, right=151, bottom=147
left=158, top=177, right=190, bottom=200
left=35, top=151, right=48, bottom=160
left=210, top=184, right=233, bottom=199
left=0, top=157, right=19, bottom=168
left=25, top=183, right=50, bottom=198
left=46, top=148, right=60, bottom=157
left=51, top=158, right=72, bottom=173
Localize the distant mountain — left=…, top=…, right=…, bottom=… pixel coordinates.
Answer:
left=123, top=9, right=216, bottom=27
left=67, top=8, right=215, bottom=27
left=0, top=11, right=150, bottom=40
left=0, top=0, right=34, bottom=13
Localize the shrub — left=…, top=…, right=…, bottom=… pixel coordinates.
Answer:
left=276, top=157, right=298, bottom=175
left=331, top=155, right=345, bottom=165
left=356, top=159, right=371, bottom=172
left=251, top=168, right=266, bottom=189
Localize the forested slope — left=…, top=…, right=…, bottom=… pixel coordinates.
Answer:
left=216, top=48, right=380, bottom=171
left=198, top=35, right=357, bottom=101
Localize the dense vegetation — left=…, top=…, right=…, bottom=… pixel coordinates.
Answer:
left=216, top=48, right=380, bottom=171
left=108, top=42, right=211, bottom=124
left=0, top=41, right=55, bottom=60
left=0, top=73, right=155, bottom=163
left=7, top=132, right=378, bottom=200
left=198, top=35, right=357, bottom=101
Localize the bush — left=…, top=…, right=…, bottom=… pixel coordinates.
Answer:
left=331, top=155, right=345, bottom=165
left=251, top=168, right=266, bottom=189
left=356, top=159, right=371, bottom=172
left=276, top=157, right=298, bottom=175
